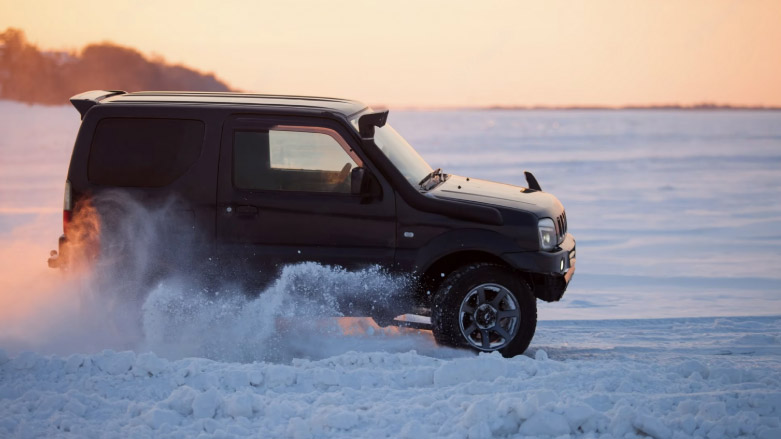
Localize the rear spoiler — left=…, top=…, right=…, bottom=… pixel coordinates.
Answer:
left=70, top=90, right=127, bottom=119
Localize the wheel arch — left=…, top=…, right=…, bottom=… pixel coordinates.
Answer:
left=416, top=250, right=511, bottom=303
left=410, top=228, right=529, bottom=304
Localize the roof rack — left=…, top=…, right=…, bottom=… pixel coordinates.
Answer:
left=69, top=90, right=127, bottom=119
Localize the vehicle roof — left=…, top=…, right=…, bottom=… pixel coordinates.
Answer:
left=101, top=91, right=369, bottom=118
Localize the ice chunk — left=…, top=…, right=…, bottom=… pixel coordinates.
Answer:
left=222, top=369, right=249, bottom=391
left=564, top=403, right=597, bottom=432
left=64, top=354, right=86, bottom=373
left=265, top=364, right=297, bottom=388
left=633, top=414, right=671, bottom=439
left=192, top=388, right=221, bottom=419
left=13, top=352, right=39, bottom=370
left=676, top=360, right=710, bottom=379
left=223, top=392, right=254, bottom=419
left=133, top=352, right=166, bottom=376
left=163, top=386, right=198, bottom=416
left=433, top=354, right=507, bottom=387
left=324, top=410, right=358, bottom=430
left=94, top=350, right=135, bottom=375
left=286, top=417, right=312, bottom=439
left=519, top=411, right=570, bottom=436
left=63, top=399, right=87, bottom=417
left=142, top=408, right=182, bottom=429
left=697, top=401, right=727, bottom=422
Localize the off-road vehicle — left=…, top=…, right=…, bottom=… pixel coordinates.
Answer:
left=48, top=90, right=576, bottom=357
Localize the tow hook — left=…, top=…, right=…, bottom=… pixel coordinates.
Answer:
left=47, top=250, right=59, bottom=268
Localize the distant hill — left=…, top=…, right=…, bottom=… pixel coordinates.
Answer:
left=0, top=28, right=232, bottom=105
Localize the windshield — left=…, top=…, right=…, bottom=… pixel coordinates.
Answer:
left=372, top=124, right=433, bottom=188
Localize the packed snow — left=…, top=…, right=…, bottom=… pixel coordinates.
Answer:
left=1, top=101, right=780, bottom=438
left=2, top=317, right=780, bottom=438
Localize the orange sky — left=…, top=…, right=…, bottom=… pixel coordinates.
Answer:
left=1, top=0, right=780, bottom=107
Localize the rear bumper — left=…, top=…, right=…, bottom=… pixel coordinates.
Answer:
left=502, top=233, right=576, bottom=301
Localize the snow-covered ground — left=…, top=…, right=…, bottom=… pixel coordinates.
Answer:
left=2, top=317, right=780, bottom=438
left=1, top=101, right=780, bottom=438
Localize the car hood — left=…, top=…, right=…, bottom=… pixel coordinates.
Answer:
left=428, top=174, right=563, bottom=218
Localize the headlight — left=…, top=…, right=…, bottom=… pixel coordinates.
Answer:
left=538, top=218, right=556, bottom=251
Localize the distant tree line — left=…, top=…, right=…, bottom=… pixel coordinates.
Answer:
left=0, top=28, right=232, bottom=105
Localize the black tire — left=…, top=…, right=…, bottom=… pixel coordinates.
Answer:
left=431, top=263, right=537, bottom=357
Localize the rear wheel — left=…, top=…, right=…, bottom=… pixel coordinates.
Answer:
left=431, top=264, right=536, bottom=357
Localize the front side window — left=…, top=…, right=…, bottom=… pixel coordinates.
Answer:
left=233, top=126, right=360, bottom=193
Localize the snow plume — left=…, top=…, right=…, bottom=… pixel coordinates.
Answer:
left=141, top=264, right=421, bottom=363
left=0, top=190, right=419, bottom=361
left=0, top=190, right=191, bottom=355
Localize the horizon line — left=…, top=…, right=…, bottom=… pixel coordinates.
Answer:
left=369, top=103, right=781, bottom=111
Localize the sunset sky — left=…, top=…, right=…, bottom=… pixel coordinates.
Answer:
left=1, top=0, right=780, bottom=107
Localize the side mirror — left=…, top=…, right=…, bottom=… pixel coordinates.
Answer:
left=350, top=167, right=382, bottom=202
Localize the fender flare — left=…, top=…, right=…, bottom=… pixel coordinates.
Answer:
left=413, top=228, right=520, bottom=275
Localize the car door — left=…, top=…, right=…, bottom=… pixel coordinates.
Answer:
left=216, top=114, right=396, bottom=273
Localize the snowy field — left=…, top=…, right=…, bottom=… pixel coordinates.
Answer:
left=1, top=317, right=780, bottom=438
left=1, top=101, right=780, bottom=437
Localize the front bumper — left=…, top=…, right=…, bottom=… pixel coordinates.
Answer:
left=502, top=233, right=576, bottom=300
left=503, top=233, right=576, bottom=278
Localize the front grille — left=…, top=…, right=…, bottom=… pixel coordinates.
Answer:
left=556, top=211, right=567, bottom=244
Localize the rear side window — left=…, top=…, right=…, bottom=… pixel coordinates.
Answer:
left=88, top=118, right=204, bottom=187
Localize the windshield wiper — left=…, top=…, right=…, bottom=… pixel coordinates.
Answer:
left=419, top=168, right=444, bottom=190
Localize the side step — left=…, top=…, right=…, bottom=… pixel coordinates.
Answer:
left=387, top=314, right=432, bottom=330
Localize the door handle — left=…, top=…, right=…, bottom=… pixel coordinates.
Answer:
left=236, top=205, right=258, bottom=215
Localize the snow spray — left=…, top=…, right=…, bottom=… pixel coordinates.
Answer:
left=0, top=190, right=418, bottom=361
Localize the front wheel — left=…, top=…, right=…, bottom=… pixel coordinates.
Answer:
left=431, top=264, right=537, bottom=357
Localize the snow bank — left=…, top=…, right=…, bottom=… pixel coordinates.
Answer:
left=2, top=317, right=779, bottom=438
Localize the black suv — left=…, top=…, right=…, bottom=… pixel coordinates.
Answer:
left=48, top=90, right=576, bottom=357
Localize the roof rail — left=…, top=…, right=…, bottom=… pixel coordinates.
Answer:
left=69, top=90, right=127, bottom=119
